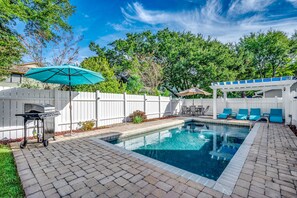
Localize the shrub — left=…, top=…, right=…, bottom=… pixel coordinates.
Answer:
left=78, top=120, right=95, bottom=131
left=129, top=110, right=147, bottom=123
left=133, top=116, right=143, bottom=124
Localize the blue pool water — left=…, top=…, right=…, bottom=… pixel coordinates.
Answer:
left=111, top=121, right=249, bottom=180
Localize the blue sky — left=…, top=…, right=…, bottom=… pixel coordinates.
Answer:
left=23, top=0, right=297, bottom=62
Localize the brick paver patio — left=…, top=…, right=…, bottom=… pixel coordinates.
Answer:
left=11, top=119, right=297, bottom=198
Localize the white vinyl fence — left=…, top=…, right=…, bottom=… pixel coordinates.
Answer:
left=290, top=91, right=297, bottom=126
left=0, top=87, right=172, bottom=140
left=1, top=86, right=297, bottom=140
left=181, top=97, right=285, bottom=117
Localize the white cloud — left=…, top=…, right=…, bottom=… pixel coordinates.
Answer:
left=77, top=46, right=95, bottom=63
left=76, top=27, right=89, bottom=33
left=118, top=0, right=297, bottom=43
left=287, top=0, right=297, bottom=7
left=228, top=0, right=275, bottom=15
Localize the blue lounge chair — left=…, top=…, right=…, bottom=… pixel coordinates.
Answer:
left=236, top=109, right=248, bottom=120
left=218, top=108, right=232, bottom=119
left=269, top=109, right=283, bottom=123
left=249, top=108, right=261, bottom=121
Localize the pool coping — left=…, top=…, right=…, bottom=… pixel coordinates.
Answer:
left=90, top=119, right=260, bottom=195
left=213, top=123, right=260, bottom=194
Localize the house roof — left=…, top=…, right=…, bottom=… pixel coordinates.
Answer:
left=10, top=62, right=40, bottom=74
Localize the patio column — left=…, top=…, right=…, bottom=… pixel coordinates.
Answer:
left=223, top=91, right=227, bottom=107
left=283, top=86, right=291, bottom=124
left=213, top=88, right=217, bottom=119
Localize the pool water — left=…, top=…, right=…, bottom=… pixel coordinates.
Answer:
left=111, top=121, right=249, bottom=180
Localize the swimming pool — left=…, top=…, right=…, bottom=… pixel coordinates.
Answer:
left=110, top=121, right=249, bottom=180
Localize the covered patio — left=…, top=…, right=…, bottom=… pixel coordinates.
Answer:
left=210, top=76, right=297, bottom=124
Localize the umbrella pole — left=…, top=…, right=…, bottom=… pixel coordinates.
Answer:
left=69, top=85, right=72, bottom=135
left=69, top=68, right=73, bottom=135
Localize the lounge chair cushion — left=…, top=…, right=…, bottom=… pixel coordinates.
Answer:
left=249, top=115, right=260, bottom=121
left=236, top=114, right=248, bottom=120
left=270, top=116, right=283, bottom=123
left=249, top=108, right=261, bottom=121
left=217, top=108, right=232, bottom=119
left=269, top=109, right=283, bottom=123
left=236, top=109, right=248, bottom=120
left=218, top=113, right=229, bottom=119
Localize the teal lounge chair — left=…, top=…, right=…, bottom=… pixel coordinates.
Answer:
left=249, top=108, right=261, bottom=121
left=269, top=109, right=283, bottom=123
left=236, top=109, right=248, bottom=120
left=218, top=108, right=232, bottom=119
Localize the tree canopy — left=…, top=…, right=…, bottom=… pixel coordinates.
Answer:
left=83, top=28, right=296, bottom=96
left=75, top=56, right=126, bottom=93
left=0, top=0, right=75, bottom=78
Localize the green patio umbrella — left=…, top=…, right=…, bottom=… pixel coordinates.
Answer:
left=25, top=64, right=105, bottom=135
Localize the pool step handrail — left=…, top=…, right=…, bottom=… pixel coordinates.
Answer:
left=249, top=117, right=269, bottom=130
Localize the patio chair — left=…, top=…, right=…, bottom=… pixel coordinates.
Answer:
left=249, top=108, right=261, bottom=121
left=236, top=109, right=248, bottom=120
left=202, top=106, right=210, bottom=115
left=269, top=109, right=283, bottom=123
left=217, top=108, right=232, bottom=119
left=181, top=106, right=189, bottom=115
left=190, top=105, right=197, bottom=116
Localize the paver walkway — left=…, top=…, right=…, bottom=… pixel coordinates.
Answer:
left=11, top=120, right=297, bottom=198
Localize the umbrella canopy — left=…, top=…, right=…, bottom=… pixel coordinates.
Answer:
left=177, top=87, right=211, bottom=97
left=25, top=64, right=105, bottom=135
left=24, top=65, right=104, bottom=85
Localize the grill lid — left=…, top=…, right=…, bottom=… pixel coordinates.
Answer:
left=24, top=103, right=55, bottom=113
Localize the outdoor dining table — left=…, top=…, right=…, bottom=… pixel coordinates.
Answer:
left=183, top=105, right=205, bottom=116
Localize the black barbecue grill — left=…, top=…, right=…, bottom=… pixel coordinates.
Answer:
left=16, top=103, right=60, bottom=148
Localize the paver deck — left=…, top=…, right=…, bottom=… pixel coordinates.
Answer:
left=11, top=118, right=297, bottom=198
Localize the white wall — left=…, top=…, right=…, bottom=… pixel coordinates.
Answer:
left=0, top=87, right=172, bottom=140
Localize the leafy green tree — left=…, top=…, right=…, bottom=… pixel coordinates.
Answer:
left=87, top=28, right=296, bottom=96
left=0, top=28, right=25, bottom=80
left=75, top=57, right=125, bottom=93
left=0, top=0, right=75, bottom=74
left=156, top=30, right=237, bottom=94
left=105, top=31, right=164, bottom=95
left=286, top=31, right=297, bottom=76
left=237, top=30, right=291, bottom=78
left=126, top=75, right=143, bottom=94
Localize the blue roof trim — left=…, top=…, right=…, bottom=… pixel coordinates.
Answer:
left=212, top=76, right=295, bottom=86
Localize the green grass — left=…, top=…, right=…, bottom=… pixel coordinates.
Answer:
left=0, top=145, right=24, bottom=198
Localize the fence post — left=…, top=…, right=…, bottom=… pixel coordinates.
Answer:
left=96, top=90, right=100, bottom=128
left=124, top=92, right=127, bottom=123
left=54, top=89, right=60, bottom=132
left=144, top=94, right=147, bottom=114
left=169, top=96, right=172, bottom=115
left=159, top=95, right=161, bottom=118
